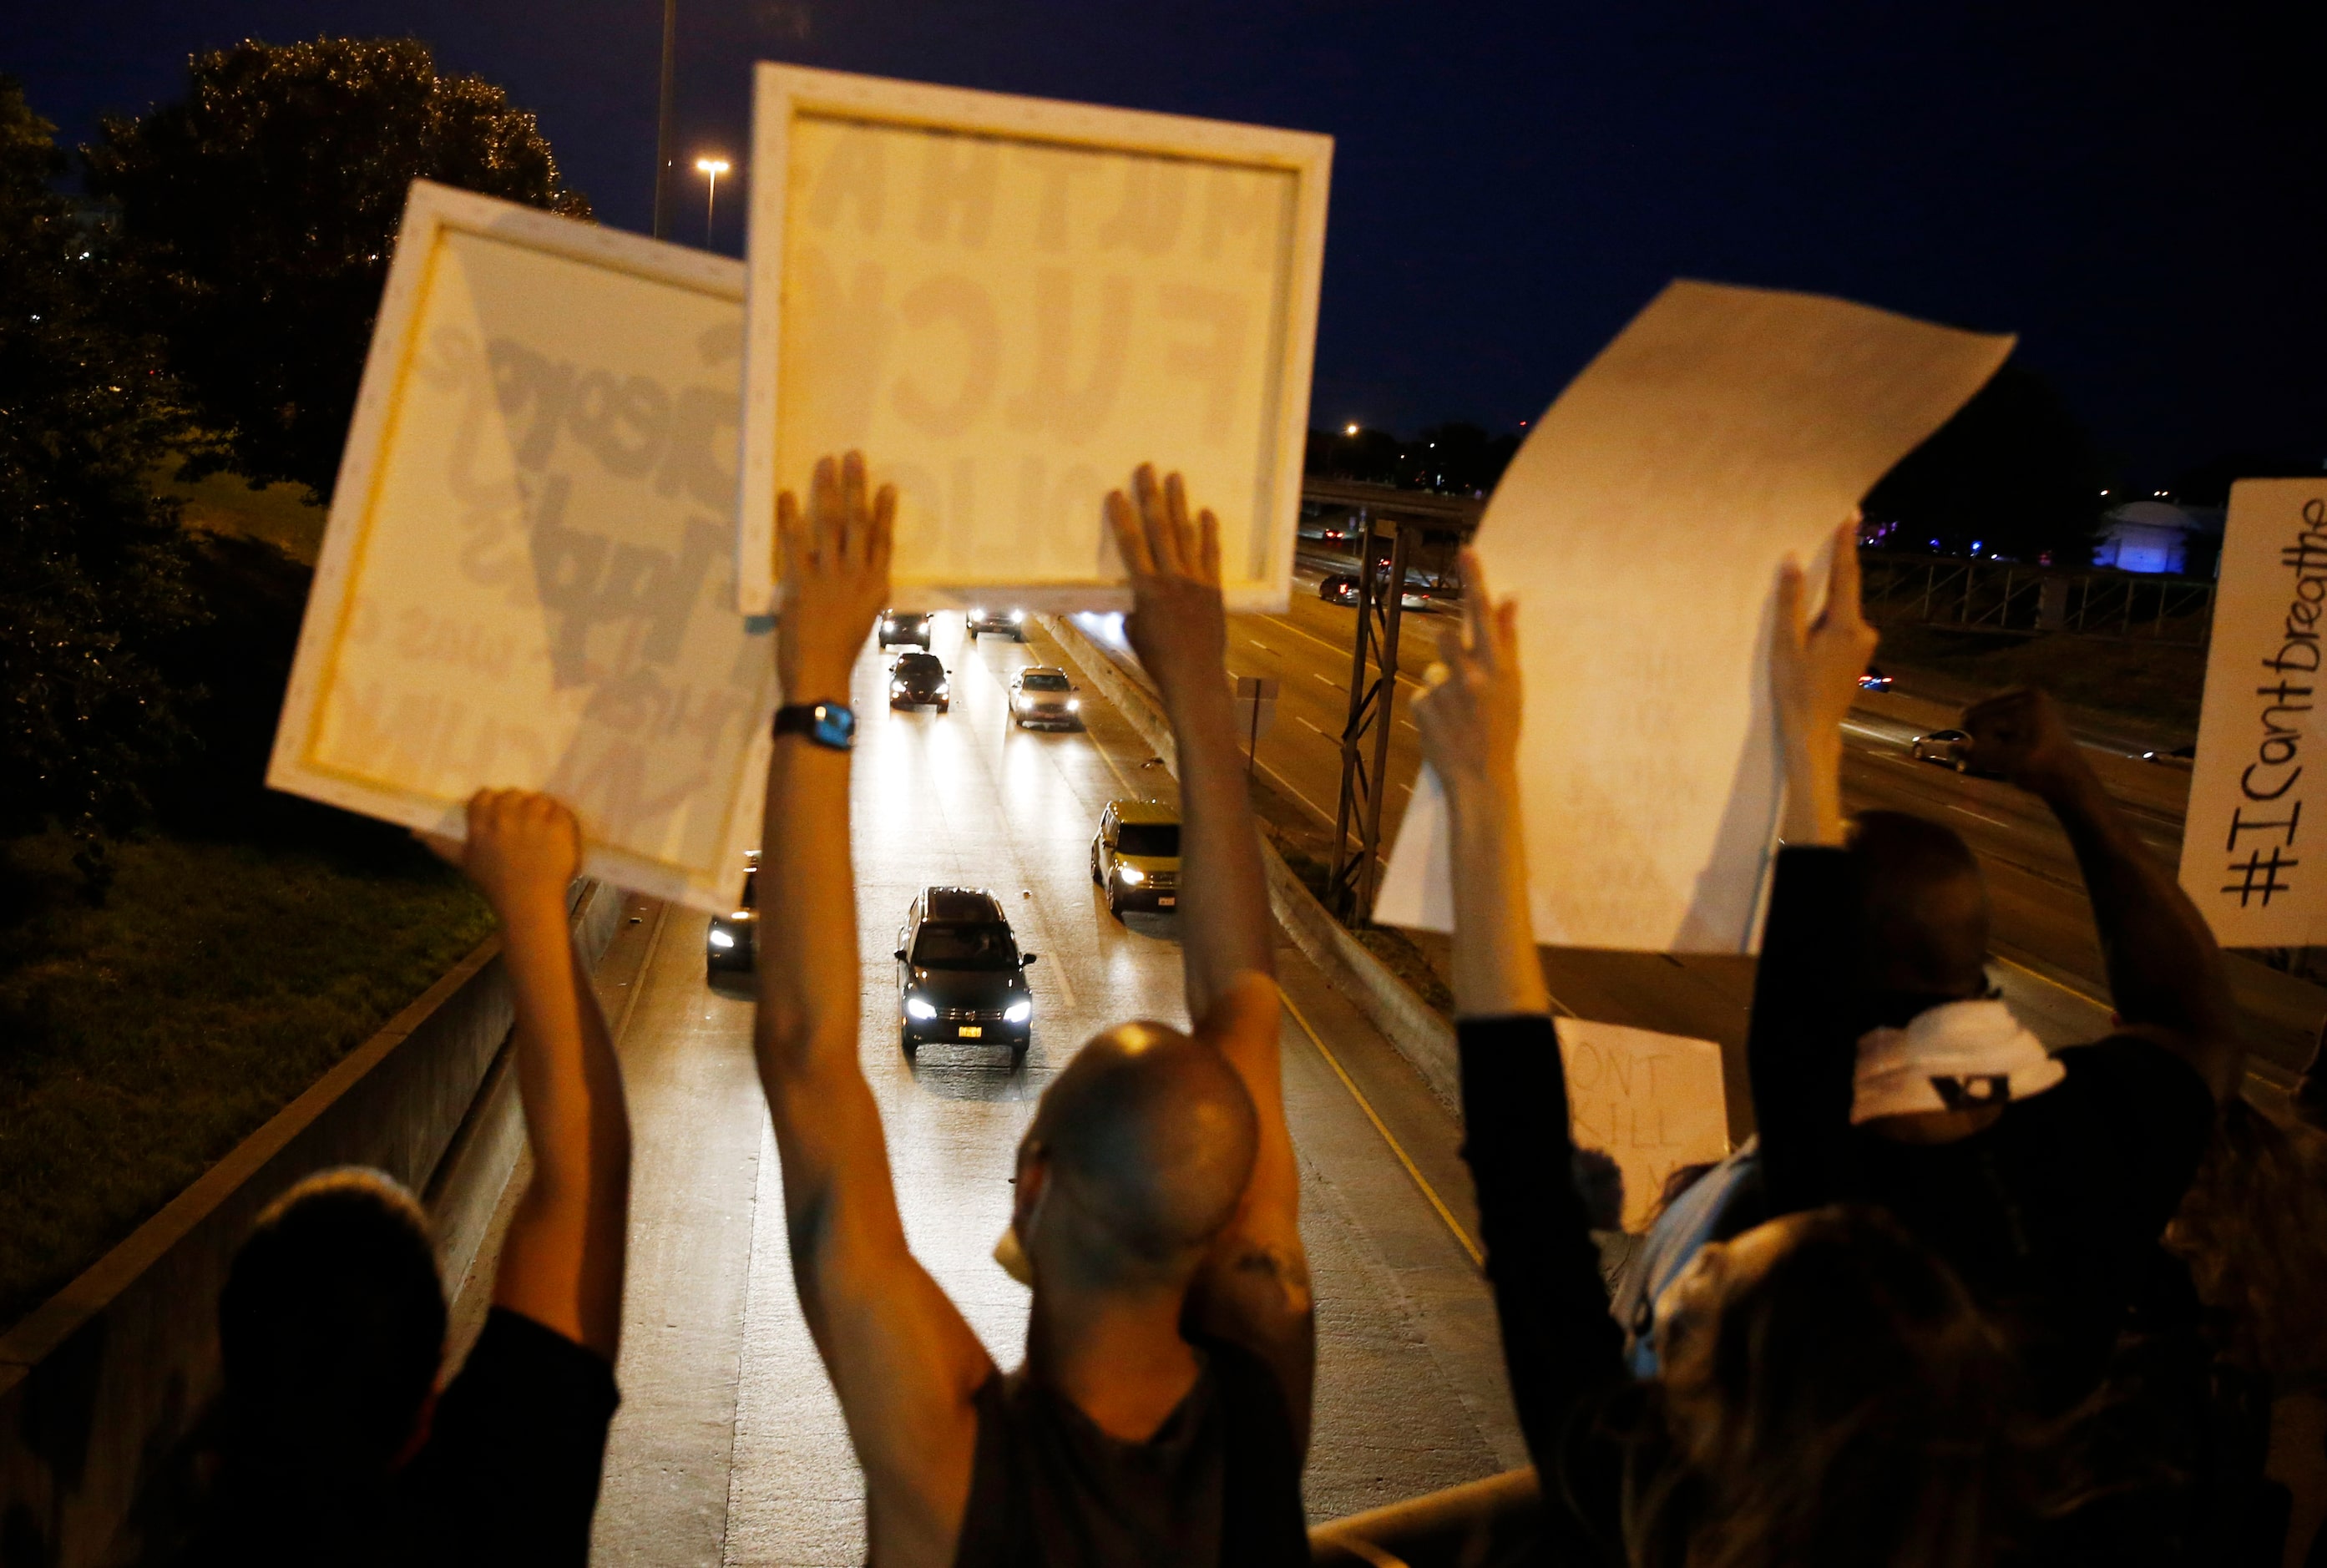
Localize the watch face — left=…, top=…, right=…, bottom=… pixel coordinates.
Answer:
left=813, top=703, right=857, bottom=748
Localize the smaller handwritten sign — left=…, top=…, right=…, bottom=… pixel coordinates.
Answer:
left=2179, top=478, right=2327, bottom=946
left=1556, top=1018, right=1729, bottom=1232
left=267, top=182, right=772, bottom=912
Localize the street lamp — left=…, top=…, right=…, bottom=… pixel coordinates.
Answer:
left=694, top=156, right=731, bottom=246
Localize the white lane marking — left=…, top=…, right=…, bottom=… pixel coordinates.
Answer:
left=1312, top=672, right=1338, bottom=689
left=1297, top=716, right=1328, bottom=737
left=1949, top=804, right=2012, bottom=828
left=1398, top=717, right=1416, bottom=732
left=1257, top=614, right=1426, bottom=690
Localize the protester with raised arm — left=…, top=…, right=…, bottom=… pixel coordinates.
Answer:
left=183, top=791, right=630, bottom=1567
left=754, top=453, right=1309, bottom=1568
left=1429, top=541, right=2021, bottom=1568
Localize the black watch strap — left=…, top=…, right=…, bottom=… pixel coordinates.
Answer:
left=773, top=701, right=856, bottom=751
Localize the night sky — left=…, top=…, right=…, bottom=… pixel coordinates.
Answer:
left=13, top=2, right=2323, bottom=486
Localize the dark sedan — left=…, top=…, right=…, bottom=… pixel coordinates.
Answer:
left=878, top=609, right=933, bottom=649
left=888, top=651, right=950, bottom=711
left=706, top=855, right=758, bottom=975
left=894, top=888, right=1036, bottom=1064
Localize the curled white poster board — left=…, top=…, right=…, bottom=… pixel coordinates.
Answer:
left=1377, top=281, right=2014, bottom=952
left=2178, top=478, right=2327, bottom=945
left=266, top=181, right=772, bottom=912
left=1557, top=1019, right=1729, bottom=1233
left=738, top=64, right=1331, bottom=615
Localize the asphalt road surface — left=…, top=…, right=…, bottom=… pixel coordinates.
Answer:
left=582, top=616, right=1525, bottom=1568
left=1212, top=571, right=2318, bottom=1107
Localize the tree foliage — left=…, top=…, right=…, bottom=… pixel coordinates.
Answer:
left=0, top=76, right=203, bottom=878
left=87, top=38, right=590, bottom=502
left=1863, top=362, right=2105, bottom=564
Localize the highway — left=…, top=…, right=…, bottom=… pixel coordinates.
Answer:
left=582, top=615, right=1525, bottom=1567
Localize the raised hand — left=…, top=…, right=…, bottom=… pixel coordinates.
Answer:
left=1104, top=464, right=1227, bottom=716
left=433, top=789, right=583, bottom=921
left=1962, top=687, right=2087, bottom=798
left=777, top=451, right=896, bottom=706
left=1770, top=518, right=1878, bottom=846
left=1414, top=549, right=1524, bottom=794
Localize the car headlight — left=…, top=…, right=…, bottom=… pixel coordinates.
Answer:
left=1066, top=699, right=1079, bottom=711
left=970, top=606, right=985, bottom=620
left=708, top=928, right=736, bottom=949
left=1118, top=865, right=1146, bottom=884
left=1005, top=1000, right=1032, bottom=1024
left=904, top=997, right=937, bottom=1020
left=892, top=680, right=905, bottom=693
left=938, top=682, right=949, bottom=695
left=1009, top=609, right=1024, bottom=622
left=883, top=619, right=894, bottom=630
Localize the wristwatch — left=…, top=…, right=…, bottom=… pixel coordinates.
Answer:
left=772, top=701, right=857, bottom=751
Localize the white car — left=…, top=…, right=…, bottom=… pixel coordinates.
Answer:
left=1007, top=667, right=1082, bottom=730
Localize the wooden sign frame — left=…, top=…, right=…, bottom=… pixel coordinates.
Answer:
left=266, top=180, right=772, bottom=912
left=737, top=63, right=1333, bottom=615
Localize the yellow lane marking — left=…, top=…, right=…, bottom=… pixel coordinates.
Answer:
left=1280, top=991, right=1483, bottom=1268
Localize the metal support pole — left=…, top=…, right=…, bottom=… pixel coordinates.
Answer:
left=651, top=0, right=677, bottom=240
left=1329, top=516, right=1410, bottom=922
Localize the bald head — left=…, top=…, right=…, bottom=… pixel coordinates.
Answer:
left=1848, top=811, right=1990, bottom=1002
left=1023, top=1022, right=1259, bottom=1287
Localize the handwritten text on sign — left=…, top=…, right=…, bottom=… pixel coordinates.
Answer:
left=766, top=114, right=1300, bottom=597
left=1556, top=1018, right=1729, bottom=1232
left=2183, top=479, right=2327, bottom=945
left=301, top=228, right=772, bottom=900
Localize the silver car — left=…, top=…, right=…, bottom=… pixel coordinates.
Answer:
left=1007, top=666, right=1082, bottom=730
left=1910, top=728, right=1976, bottom=773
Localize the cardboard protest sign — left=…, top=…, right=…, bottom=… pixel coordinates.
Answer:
left=737, top=64, right=1332, bottom=615
left=1376, top=281, right=2014, bottom=952
left=267, top=181, right=772, bottom=912
left=1556, top=1019, right=1729, bottom=1232
left=2178, top=478, right=2327, bottom=946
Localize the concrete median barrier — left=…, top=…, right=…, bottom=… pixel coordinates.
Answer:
left=0, top=883, right=621, bottom=1568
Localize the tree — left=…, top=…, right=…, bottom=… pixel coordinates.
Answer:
left=0, top=77, right=202, bottom=882
left=1862, top=362, right=2104, bottom=564
left=87, top=38, right=590, bottom=503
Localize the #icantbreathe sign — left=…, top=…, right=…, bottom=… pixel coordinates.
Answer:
left=2179, top=479, right=2327, bottom=946
left=267, top=182, right=772, bottom=912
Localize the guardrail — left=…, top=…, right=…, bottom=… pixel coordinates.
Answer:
left=1859, top=552, right=2215, bottom=644
left=0, top=883, right=621, bottom=1568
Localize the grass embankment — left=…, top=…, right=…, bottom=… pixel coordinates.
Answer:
left=0, top=491, right=492, bottom=1330
left=1872, top=620, right=2208, bottom=737
left=0, top=832, right=489, bottom=1326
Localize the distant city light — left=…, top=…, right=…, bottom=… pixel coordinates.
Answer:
left=1343, top=422, right=1359, bottom=436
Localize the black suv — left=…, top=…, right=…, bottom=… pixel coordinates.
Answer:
left=888, top=651, right=950, bottom=711
left=894, top=888, right=1036, bottom=1063
left=706, top=854, right=758, bottom=974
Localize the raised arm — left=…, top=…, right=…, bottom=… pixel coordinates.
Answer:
left=1105, top=465, right=1274, bottom=1016
left=1415, top=554, right=1623, bottom=1500
left=1105, top=467, right=1311, bottom=1443
left=756, top=453, right=991, bottom=1561
left=1751, top=524, right=1878, bottom=1216
left=437, top=790, right=631, bottom=1359
left=1961, top=686, right=2241, bottom=1099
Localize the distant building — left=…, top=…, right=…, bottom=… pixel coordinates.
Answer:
left=2092, top=499, right=2223, bottom=577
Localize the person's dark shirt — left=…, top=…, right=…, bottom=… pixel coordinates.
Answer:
left=951, top=1332, right=1308, bottom=1568
left=1748, top=846, right=2216, bottom=1414
left=180, top=1306, right=620, bottom=1566
left=1459, top=1012, right=1636, bottom=1565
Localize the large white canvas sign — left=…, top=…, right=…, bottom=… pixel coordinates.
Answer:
left=1377, top=281, right=2014, bottom=952
left=738, top=65, right=1332, bottom=615
left=268, top=181, right=772, bottom=913
left=2178, top=478, right=2327, bottom=946
left=1558, top=1019, right=1729, bottom=1232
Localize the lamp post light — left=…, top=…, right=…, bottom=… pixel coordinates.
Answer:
left=694, top=156, right=731, bottom=246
